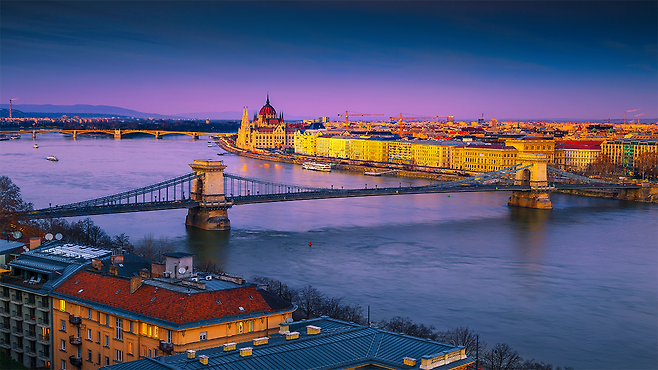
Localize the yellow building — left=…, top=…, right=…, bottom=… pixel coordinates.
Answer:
left=555, top=144, right=601, bottom=172
left=601, top=138, right=658, bottom=174
left=51, top=257, right=294, bottom=370
left=503, top=137, right=555, bottom=163
left=388, top=141, right=413, bottom=165
left=411, top=140, right=460, bottom=168
left=452, top=144, right=518, bottom=172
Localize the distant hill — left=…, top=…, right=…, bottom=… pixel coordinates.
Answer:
left=0, top=104, right=174, bottom=119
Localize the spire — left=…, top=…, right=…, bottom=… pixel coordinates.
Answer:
left=266, top=93, right=270, bottom=105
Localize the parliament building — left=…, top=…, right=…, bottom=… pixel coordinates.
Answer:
left=236, top=95, right=295, bottom=151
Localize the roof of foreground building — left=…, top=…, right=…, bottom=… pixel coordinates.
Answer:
left=100, top=317, right=474, bottom=370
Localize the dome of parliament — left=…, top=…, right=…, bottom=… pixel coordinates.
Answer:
left=259, top=95, right=276, bottom=117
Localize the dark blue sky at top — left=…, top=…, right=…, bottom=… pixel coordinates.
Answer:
left=1, top=1, right=656, bottom=120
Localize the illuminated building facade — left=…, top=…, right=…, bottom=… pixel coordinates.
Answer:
left=236, top=96, right=295, bottom=151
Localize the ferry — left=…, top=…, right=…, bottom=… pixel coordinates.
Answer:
left=46, top=155, right=58, bottom=162
left=302, top=162, right=333, bottom=172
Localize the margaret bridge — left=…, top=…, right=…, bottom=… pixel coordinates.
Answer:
left=14, top=154, right=643, bottom=231
left=0, top=129, right=232, bottom=140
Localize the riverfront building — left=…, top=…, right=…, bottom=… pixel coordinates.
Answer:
left=100, top=317, right=475, bottom=370
left=0, top=241, right=113, bottom=370
left=452, top=144, right=519, bottom=172
left=601, top=138, right=658, bottom=174
left=50, top=252, right=295, bottom=370
left=236, top=95, right=295, bottom=151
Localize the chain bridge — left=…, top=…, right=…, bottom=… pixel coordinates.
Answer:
left=17, top=157, right=641, bottom=230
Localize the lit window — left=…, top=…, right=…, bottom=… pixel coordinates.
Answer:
left=59, top=299, right=66, bottom=312
left=237, top=322, right=243, bottom=334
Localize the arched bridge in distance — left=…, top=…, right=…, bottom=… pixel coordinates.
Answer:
left=15, top=157, right=643, bottom=231
left=0, top=129, right=235, bottom=140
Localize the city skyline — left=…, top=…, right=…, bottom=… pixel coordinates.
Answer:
left=1, top=1, right=656, bottom=121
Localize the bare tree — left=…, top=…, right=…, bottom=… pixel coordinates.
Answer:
left=377, top=316, right=436, bottom=340
left=634, top=151, right=658, bottom=180
left=483, top=343, right=522, bottom=370
left=435, top=326, right=486, bottom=358
left=132, top=233, right=175, bottom=262
left=0, top=176, right=34, bottom=233
left=297, top=285, right=324, bottom=319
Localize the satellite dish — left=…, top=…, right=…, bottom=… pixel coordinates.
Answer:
left=178, top=267, right=186, bottom=274
left=55, top=233, right=63, bottom=240
left=12, top=231, right=22, bottom=239
left=45, top=233, right=54, bottom=241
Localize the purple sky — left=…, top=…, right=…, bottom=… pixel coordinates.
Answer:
left=1, top=1, right=656, bottom=121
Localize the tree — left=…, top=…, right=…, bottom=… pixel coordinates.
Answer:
left=435, top=326, right=486, bottom=358
left=586, top=153, right=621, bottom=178
left=297, top=285, right=324, bottom=319
left=483, top=343, right=522, bottom=370
left=377, top=316, right=437, bottom=340
left=634, top=151, right=658, bottom=180
left=0, top=176, right=34, bottom=233
left=131, top=233, right=175, bottom=262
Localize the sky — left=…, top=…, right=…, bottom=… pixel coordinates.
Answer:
left=1, top=1, right=656, bottom=121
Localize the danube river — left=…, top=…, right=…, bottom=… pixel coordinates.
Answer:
left=3, top=134, right=656, bottom=370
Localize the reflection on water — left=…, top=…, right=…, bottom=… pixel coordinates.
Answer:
left=1, top=136, right=656, bottom=370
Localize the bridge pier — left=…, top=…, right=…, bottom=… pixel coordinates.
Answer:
left=114, top=129, right=122, bottom=139
left=508, top=153, right=553, bottom=209
left=186, top=159, right=233, bottom=230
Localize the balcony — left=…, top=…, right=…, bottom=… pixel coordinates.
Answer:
left=10, top=295, right=22, bottom=305
left=11, top=311, right=23, bottom=321
left=25, top=346, right=37, bottom=357
left=12, top=342, right=24, bottom=352
left=69, top=355, right=82, bottom=367
left=37, top=302, right=49, bottom=311
left=25, top=330, right=36, bottom=340
left=11, top=327, right=23, bottom=337
left=0, top=338, right=9, bottom=348
left=24, top=314, right=36, bottom=324
left=24, top=300, right=37, bottom=308
left=0, top=293, right=9, bottom=301
left=0, top=323, right=10, bottom=332
left=0, top=307, right=9, bottom=317
left=38, top=333, right=50, bottom=344
left=68, top=314, right=81, bottom=325
left=69, top=335, right=81, bottom=346
left=38, top=350, right=50, bottom=362
left=158, top=341, right=174, bottom=353
left=37, top=317, right=50, bottom=326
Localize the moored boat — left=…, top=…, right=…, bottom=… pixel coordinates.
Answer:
left=302, top=162, right=333, bottom=172
left=46, top=155, right=58, bottom=162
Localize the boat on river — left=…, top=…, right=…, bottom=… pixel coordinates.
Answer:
left=46, top=155, right=58, bottom=162
left=33, top=144, right=39, bottom=148
left=302, top=162, right=333, bottom=172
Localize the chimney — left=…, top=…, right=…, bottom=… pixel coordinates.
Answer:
left=186, top=350, right=196, bottom=359
left=29, top=237, right=41, bottom=250
left=199, top=355, right=209, bottom=365
left=109, top=265, right=118, bottom=276
left=151, top=263, right=165, bottom=278
left=130, top=276, right=143, bottom=294
left=139, top=268, right=151, bottom=279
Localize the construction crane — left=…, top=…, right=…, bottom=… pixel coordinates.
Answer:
left=390, top=114, right=450, bottom=137
left=337, top=111, right=383, bottom=131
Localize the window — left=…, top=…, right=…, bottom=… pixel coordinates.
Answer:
left=200, top=332, right=207, bottom=341
left=115, top=318, right=123, bottom=340
left=60, top=319, right=66, bottom=332
left=128, top=342, right=133, bottom=355
left=154, top=349, right=158, bottom=357
left=87, top=308, right=92, bottom=319
left=105, top=314, right=109, bottom=326
left=104, top=335, right=109, bottom=347
left=61, top=339, right=66, bottom=351
left=105, top=356, right=109, bottom=366
left=62, top=359, right=66, bottom=370
left=97, top=331, right=101, bottom=343
left=87, top=329, right=92, bottom=340
left=141, top=323, right=147, bottom=336
left=247, top=320, right=254, bottom=333
left=166, top=330, right=172, bottom=344
left=59, top=299, right=65, bottom=312
left=237, top=322, right=243, bottom=334
left=97, top=353, right=101, bottom=365
left=87, top=349, right=92, bottom=361
left=128, top=321, right=133, bottom=333
left=115, top=350, right=123, bottom=362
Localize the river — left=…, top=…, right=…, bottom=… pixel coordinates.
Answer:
left=2, top=134, right=656, bottom=370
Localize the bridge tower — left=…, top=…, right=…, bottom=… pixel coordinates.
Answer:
left=508, top=153, right=553, bottom=209
left=185, top=160, right=233, bottom=230
left=114, top=129, right=122, bottom=139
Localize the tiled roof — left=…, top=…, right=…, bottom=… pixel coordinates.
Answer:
left=53, top=271, right=291, bottom=324
left=100, top=317, right=473, bottom=370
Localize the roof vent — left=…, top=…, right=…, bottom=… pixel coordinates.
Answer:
left=199, top=355, right=209, bottom=365
left=278, top=322, right=290, bottom=334
left=240, top=347, right=253, bottom=357
left=223, top=342, right=236, bottom=352
left=238, top=306, right=245, bottom=311
left=205, top=275, right=212, bottom=281
left=404, top=357, right=417, bottom=366
left=285, top=331, right=299, bottom=340
left=186, top=350, right=196, bottom=359
left=253, top=337, right=268, bottom=346
left=306, top=325, right=321, bottom=335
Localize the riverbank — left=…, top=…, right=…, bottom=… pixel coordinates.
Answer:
left=556, top=185, right=658, bottom=203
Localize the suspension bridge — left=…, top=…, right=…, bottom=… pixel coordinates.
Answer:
left=13, top=155, right=642, bottom=230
